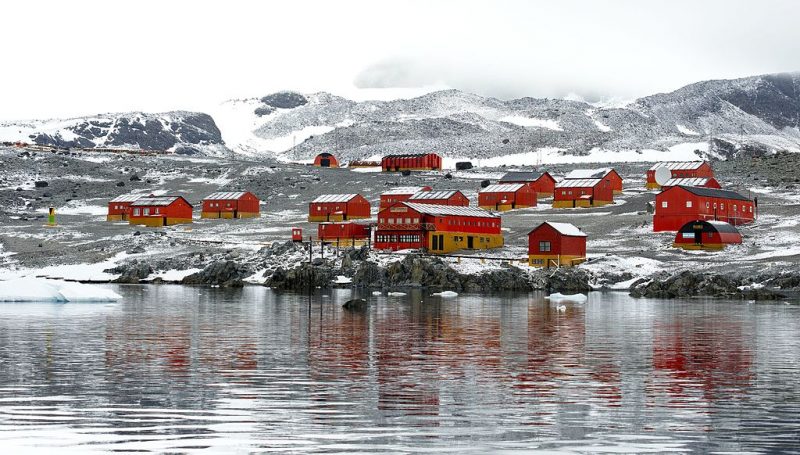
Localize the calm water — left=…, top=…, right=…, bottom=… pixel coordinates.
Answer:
left=0, top=286, right=798, bottom=454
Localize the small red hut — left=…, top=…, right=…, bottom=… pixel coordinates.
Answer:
left=200, top=191, right=260, bottom=219
left=564, top=168, right=623, bottom=194
left=660, top=177, right=721, bottom=190
left=478, top=183, right=537, bottom=211
left=407, top=189, right=469, bottom=207
left=313, top=152, right=339, bottom=168
left=647, top=161, right=714, bottom=189
left=499, top=171, right=557, bottom=198
left=381, top=153, right=442, bottom=172
left=308, top=194, right=371, bottom=222
left=553, top=179, right=613, bottom=208
left=318, top=222, right=370, bottom=246
left=379, top=186, right=432, bottom=210
left=673, top=220, right=742, bottom=250
left=528, top=222, right=587, bottom=267
left=129, top=195, right=193, bottom=227
left=653, top=186, right=755, bottom=232
left=107, top=194, right=145, bottom=221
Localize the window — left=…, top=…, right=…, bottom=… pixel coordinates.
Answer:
left=749, top=206, right=753, bottom=213
left=686, top=201, right=692, bottom=208
left=721, top=204, right=725, bottom=210
left=405, top=218, right=411, bottom=224
left=733, top=204, right=737, bottom=211
left=143, top=208, right=150, bottom=216
left=706, top=202, right=710, bottom=209
left=133, top=208, right=140, bottom=216
left=661, top=201, right=668, bottom=208
left=539, top=241, right=551, bottom=252
left=562, top=190, right=567, bottom=196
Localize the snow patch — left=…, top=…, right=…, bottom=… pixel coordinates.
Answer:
left=0, top=278, right=122, bottom=302
left=500, top=116, right=563, bottom=131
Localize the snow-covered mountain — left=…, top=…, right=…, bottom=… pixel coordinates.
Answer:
left=213, top=72, right=800, bottom=163
left=0, top=111, right=229, bottom=157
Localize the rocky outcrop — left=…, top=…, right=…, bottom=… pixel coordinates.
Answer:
left=265, top=263, right=336, bottom=290
left=106, top=260, right=153, bottom=284
left=629, top=271, right=786, bottom=300
left=181, top=260, right=252, bottom=287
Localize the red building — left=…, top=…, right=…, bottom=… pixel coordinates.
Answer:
left=653, top=186, right=755, bottom=232
left=129, top=195, right=193, bottom=227
left=673, top=220, right=742, bottom=250
left=564, top=168, right=623, bottom=194
left=553, top=178, right=613, bottom=208
left=313, top=152, right=339, bottom=168
left=499, top=171, right=557, bottom=198
left=107, top=193, right=145, bottom=221
left=381, top=153, right=442, bottom=172
left=379, top=186, right=432, bottom=210
left=478, top=183, right=537, bottom=211
left=200, top=191, right=260, bottom=219
left=528, top=222, right=587, bottom=267
left=407, top=189, right=469, bottom=207
left=375, top=202, right=502, bottom=253
left=318, top=222, right=370, bottom=246
left=647, top=161, right=714, bottom=189
left=308, top=194, right=371, bottom=222
left=660, top=177, right=721, bottom=190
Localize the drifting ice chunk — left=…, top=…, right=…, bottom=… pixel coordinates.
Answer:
left=333, top=275, right=353, bottom=284
left=432, top=291, right=459, bottom=298
left=0, top=278, right=122, bottom=302
left=387, top=292, right=407, bottom=296
left=372, top=291, right=383, bottom=296
left=545, top=292, right=588, bottom=303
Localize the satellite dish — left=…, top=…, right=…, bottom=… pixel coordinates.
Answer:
left=654, top=166, right=672, bottom=186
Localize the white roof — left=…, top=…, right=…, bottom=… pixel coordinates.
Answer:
left=555, top=178, right=603, bottom=188
left=564, top=168, right=613, bottom=179
left=408, top=190, right=462, bottom=200
left=649, top=161, right=706, bottom=171
left=204, top=191, right=249, bottom=200
left=403, top=202, right=499, bottom=218
left=381, top=186, right=428, bottom=196
left=109, top=194, right=145, bottom=203
left=662, top=178, right=712, bottom=187
left=479, top=183, right=526, bottom=193
left=311, top=194, right=360, bottom=203
left=130, top=196, right=186, bottom=207
left=541, top=222, right=587, bottom=237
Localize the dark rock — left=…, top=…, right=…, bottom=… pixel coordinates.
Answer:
left=342, top=298, right=368, bottom=311
left=455, top=161, right=473, bottom=170
left=116, top=181, right=125, bottom=187
left=254, top=106, right=276, bottom=117
left=182, top=260, right=251, bottom=287
left=630, top=270, right=786, bottom=300
left=106, top=261, right=153, bottom=284
left=480, top=179, right=491, bottom=188
left=265, top=263, right=335, bottom=290
left=129, top=174, right=141, bottom=181
left=34, top=181, right=48, bottom=188
left=260, top=91, right=308, bottom=109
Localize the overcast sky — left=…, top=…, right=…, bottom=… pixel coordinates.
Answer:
left=1, top=0, right=798, bottom=120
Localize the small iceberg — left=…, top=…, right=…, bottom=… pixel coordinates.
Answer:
left=372, top=291, right=382, bottom=296
left=556, top=304, right=567, bottom=312
left=333, top=275, right=353, bottom=284
left=432, top=291, right=459, bottom=298
left=0, top=278, right=122, bottom=302
left=545, top=292, right=587, bottom=303
left=387, top=292, right=407, bottom=296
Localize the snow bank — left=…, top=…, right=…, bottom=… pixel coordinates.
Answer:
left=500, top=116, right=563, bottom=131
left=545, top=292, right=587, bottom=303
left=0, top=278, right=122, bottom=302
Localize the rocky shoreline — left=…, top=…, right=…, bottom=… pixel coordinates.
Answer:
left=101, top=242, right=800, bottom=300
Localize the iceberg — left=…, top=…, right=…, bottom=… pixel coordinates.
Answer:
left=0, top=278, right=122, bottom=302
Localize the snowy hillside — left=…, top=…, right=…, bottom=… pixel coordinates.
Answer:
left=213, top=73, right=800, bottom=164
left=0, top=111, right=229, bottom=157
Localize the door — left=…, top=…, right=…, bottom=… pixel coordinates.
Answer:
left=233, top=210, right=238, bottom=218
left=163, top=217, right=167, bottom=226
left=320, top=158, right=330, bottom=167
left=431, top=234, right=439, bottom=251
left=467, top=236, right=474, bottom=249
left=694, top=225, right=702, bottom=245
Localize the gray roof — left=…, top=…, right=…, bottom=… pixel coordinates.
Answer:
left=109, top=194, right=146, bottom=203
left=662, top=178, right=713, bottom=187
left=649, top=161, right=707, bottom=171
left=408, top=190, right=463, bottom=200
left=531, top=221, right=587, bottom=237
left=403, top=202, right=499, bottom=218
left=555, top=178, right=603, bottom=188
left=675, top=186, right=750, bottom=201
left=381, top=186, right=429, bottom=196
left=311, top=194, right=361, bottom=203
left=499, top=171, right=543, bottom=182
left=479, top=183, right=526, bottom=193
left=130, top=196, right=189, bottom=207
left=564, top=168, right=615, bottom=179
left=204, top=191, right=250, bottom=200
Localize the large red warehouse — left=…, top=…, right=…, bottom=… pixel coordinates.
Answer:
left=653, top=186, right=755, bottom=232
left=647, top=161, right=714, bottom=189
left=553, top=178, right=613, bottom=208
left=499, top=171, right=557, bottom=198
left=379, top=186, right=432, bottom=210
left=381, top=153, right=442, bottom=172
left=129, top=195, right=193, bottom=227
left=528, top=222, right=587, bottom=268
left=673, top=220, right=742, bottom=250
left=107, top=194, right=144, bottom=221
left=317, top=222, right=370, bottom=246
left=478, top=183, right=537, bottom=211
left=407, top=189, right=469, bottom=207
left=660, top=177, right=721, bottom=190
left=375, top=202, right=502, bottom=253
left=313, top=152, right=339, bottom=168
left=564, top=168, right=623, bottom=194
left=308, top=194, right=371, bottom=222
left=201, top=191, right=260, bottom=219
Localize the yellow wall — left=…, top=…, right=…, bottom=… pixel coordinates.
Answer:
left=202, top=211, right=259, bottom=219
left=528, top=254, right=585, bottom=267
left=536, top=192, right=554, bottom=199
left=308, top=213, right=369, bottom=222
left=552, top=199, right=612, bottom=208
left=129, top=217, right=192, bottom=227
left=319, top=239, right=369, bottom=247
left=478, top=203, right=533, bottom=212
left=427, top=231, right=504, bottom=254
left=106, top=214, right=124, bottom=221
left=201, top=212, right=220, bottom=219
left=646, top=183, right=661, bottom=190
left=672, top=242, right=725, bottom=251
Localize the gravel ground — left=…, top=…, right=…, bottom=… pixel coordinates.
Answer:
left=1, top=146, right=799, bottom=286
